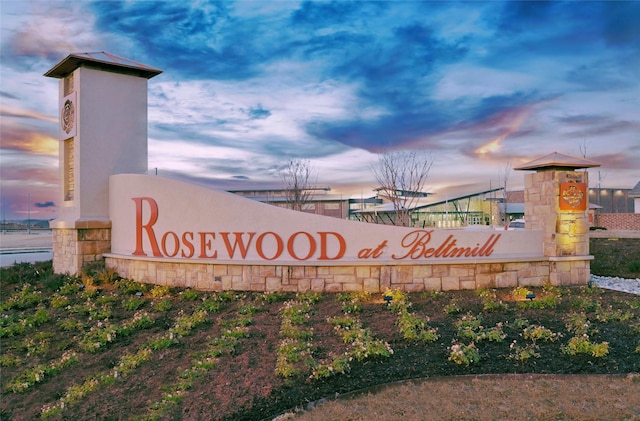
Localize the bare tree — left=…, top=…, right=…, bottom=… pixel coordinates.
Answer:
left=280, top=159, right=316, bottom=212
left=499, top=160, right=511, bottom=228
left=372, top=150, right=433, bottom=226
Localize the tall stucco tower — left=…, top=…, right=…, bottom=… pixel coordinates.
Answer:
left=44, top=52, right=162, bottom=275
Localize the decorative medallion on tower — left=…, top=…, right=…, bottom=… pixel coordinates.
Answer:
left=60, top=92, right=76, bottom=139
left=559, top=181, right=587, bottom=211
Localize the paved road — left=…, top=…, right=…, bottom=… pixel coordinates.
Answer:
left=0, top=233, right=53, bottom=267
left=0, top=233, right=53, bottom=250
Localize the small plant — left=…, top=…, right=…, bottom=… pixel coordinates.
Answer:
left=523, top=325, right=562, bottom=343
left=0, top=306, right=50, bottom=338
left=513, top=318, right=530, bottom=329
left=96, top=295, right=118, bottom=305
left=568, top=296, right=598, bottom=312
left=275, top=338, right=314, bottom=377
left=310, top=295, right=393, bottom=381
left=1, top=284, right=43, bottom=310
left=50, top=293, right=70, bottom=308
left=6, top=350, right=79, bottom=393
left=179, top=289, right=200, bottom=301
left=0, top=354, right=21, bottom=367
left=57, top=318, right=84, bottom=331
left=397, top=310, right=440, bottom=342
left=280, top=300, right=312, bottom=324
left=96, top=267, right=119, bottom=284
left=482, top=323, right=507, bottom=342
left=115, top=278, right=147, bottom=295
left=150, top=285, right=171, bottom=298
left=512, top=286, right=532, bottom=300
left=79, top=322, right=119, bottom=353
left=198, top=296, right=221, bottom=312
left=448, top=341, right=480, bottom=366
left=565, top=312, right=593, bottom=336
left=390, top=292, right=439, bottom=342
left=477, top=288, right=508, bottom=312
left=122, top=296, right=146, bottom=311
left=444, top=301, right=463, bottom=315
left=508, top=340, right=540, bottom=362
left=21, top=333, right=52, bottom=357
left=455, top=313, right=483, bottom=340
left=299, top=291, right=323, bottom=304
left=275, top=298, right=317, bottom=379
left=595, top=304, right=633, bottom=323
left=310, top=354, right=351, bottom=379
left=455, top=314, right=505, bottom=343
left=260, top=291, right=289, bottom=303
left=562, top=335, right=609, bottom=357
left=340, top=297, right=362, bottom=314
left=172, top=309, right=208, bottom=337
left=212, top=290, right=240, bottom=302
left=119, top=311, right=153, bottom=335
left=153, top=297, right=173, bottom=312
left=421, top=290, right=446, bottom=300
left=382, top=288, right=409, bottom=311
left=58, top=279, right=83, bottom=295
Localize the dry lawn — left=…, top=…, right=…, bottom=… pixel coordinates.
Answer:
left=287, top=374, right=640, bottom=421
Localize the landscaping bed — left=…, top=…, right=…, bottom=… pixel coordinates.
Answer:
left=1, top=237, right=638, bottom=420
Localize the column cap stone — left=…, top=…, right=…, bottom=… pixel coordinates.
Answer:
left=50, top=218, right=112, bottom=229
left=515, top=152, right=600, bottom=171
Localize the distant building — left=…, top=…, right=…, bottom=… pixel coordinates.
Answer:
left=230, top=184, right=529, bottom=228
left=228, top=187, right=382, bottom=219
left=587, top=181, right=640, bottom=230
left=630, top=181, right=640, bottom=214
left=352, top=184, right=522, bottom=228
left=588, top=185, right=637, bottom=213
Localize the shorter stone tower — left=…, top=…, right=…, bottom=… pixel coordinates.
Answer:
left=515, top=152, right=600, bottom=285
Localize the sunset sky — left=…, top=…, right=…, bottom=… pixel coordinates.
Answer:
left=1, top=1, right=639, bottom=221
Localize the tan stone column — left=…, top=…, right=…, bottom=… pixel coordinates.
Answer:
left=517, top=152, right=600, bottom=286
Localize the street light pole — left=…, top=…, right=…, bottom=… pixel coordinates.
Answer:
left=28, top=192, right=31, bottom=235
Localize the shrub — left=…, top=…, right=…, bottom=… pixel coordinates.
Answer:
left=523, top=325, right=562, bottom=343
left=512, top=286, right=532, bottom=300
left=478, top=288, right=508, bottom=312
left=153, top=298, right=173, bottom=312
left=444, top=301, right=463, bottom=314
left=115, top=278, right=147, bottom=295
left=260, top=291, right=290, bottom=303
left=41, top=274, right=68, bottom=292
left=562, top=335, right=609, bottom=357
left=508, top=341, right=540, bottom=362
left=122, top=297, right=146, bottom=311
left=150, top=285, right=171, bottom=298
left=1, top=284, right=43, bottom=310
left=179, top=289, right=200, bottom=301
left=448, top=341, right=480, bottom=366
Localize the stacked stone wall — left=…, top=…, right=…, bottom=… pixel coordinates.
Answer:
left=106, top=256, right=587, bottom=293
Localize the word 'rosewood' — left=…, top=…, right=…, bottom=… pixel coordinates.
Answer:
left=131, top=197, right=501, bottom=262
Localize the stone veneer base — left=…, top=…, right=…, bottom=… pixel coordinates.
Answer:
left=53, top=228, right=111, bottom=275
left=105, top=255, right=591, bottom=293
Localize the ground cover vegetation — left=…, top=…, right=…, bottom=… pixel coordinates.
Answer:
left=1, top=238, right=639, bottom=420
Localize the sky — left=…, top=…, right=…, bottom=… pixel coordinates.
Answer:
left=1, top=0, right=639, bottom=221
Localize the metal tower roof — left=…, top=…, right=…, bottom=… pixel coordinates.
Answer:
left=44, top=51, right=163, bottom=79
left=514, top=152, right=600, bottom=171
